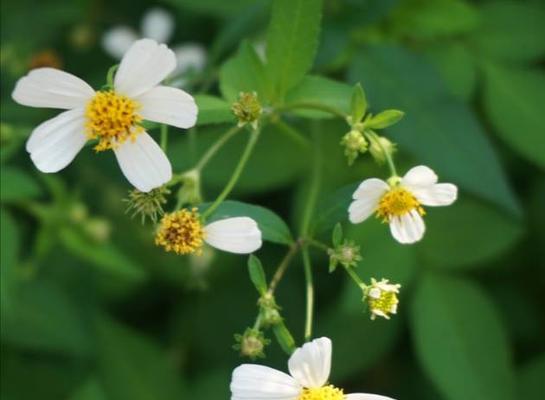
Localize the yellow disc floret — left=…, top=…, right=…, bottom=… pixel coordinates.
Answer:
left=155, top=208, right=206, bottom=255
left=366, top=278, right=401, bottom=320
left=376, top=186, right=424, bottom=221
left=299, top=385, right=344, bottom=400
left=85, top=90, right=143, bottom=151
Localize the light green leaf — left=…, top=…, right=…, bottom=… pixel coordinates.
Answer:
left=366, top=109, right=404, bottom=129
left=0, top=167, right=42, bottom=203
left=266, top=0, right=323, bottom=101
left=284, top=75, right=352, bottom=119
left=200, top=200, right=293, bottom=245
left=411, top=273, right=515, bottom=400
left=273, top=321, right=296, bottom=355
left=96, top=315, right=186, bottom=400
left=417, top=197, right=523, bottom=270
left=350, top=83, right=367, bottom=123
left=70, top=379, right=107, bottom=400
left=482, top=64, right=545, bottom=169
left=349, top=46, right=520, bottom=216
left=247, top=255, right=267, bottom=294
left=219, top=41, right=269, bottom=102
left=195, top=95, right=235, bottom=125
left=471, top=1, right=545, bottom=62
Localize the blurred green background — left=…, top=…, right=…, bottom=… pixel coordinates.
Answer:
left=1, top=0, right=545, bottom=399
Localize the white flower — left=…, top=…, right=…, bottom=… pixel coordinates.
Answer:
left=12, top=39, right=198, bottom=193
left=155, top=209, right=262, bottom=255
left=231, top=337, right=395, bottom=400
left=348, top=165, right=457, bottom=244
left=102, top=7, right=206, bottom=77
left=366, top=278, right=401, bottom=320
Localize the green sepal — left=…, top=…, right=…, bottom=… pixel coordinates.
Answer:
left=248, top=255, right=268, bottom=295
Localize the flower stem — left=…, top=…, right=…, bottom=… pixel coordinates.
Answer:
left=195, top=125, right=242, bottom=171
left=345, top=266, right=365, bottom=287
left=305, top=238, right=329, bottom=252
left=202, top=126, right=261, bottom=219
left=106, top=64, right=118, bottom=88
left=302, top=248, right=314, bottom=341
left=267, top=241, right=302, bottom=295
left=277, top=101, right=347, bottom=119
left=160, top=124, right=168, bottom=152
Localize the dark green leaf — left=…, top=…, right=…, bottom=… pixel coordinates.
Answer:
left=517, top=353, right=545, bottom=400
left=200, top=200, right=293, bottom=245
left=482, top=64, right=545, bottom=169
left=70, top=379, right=107, bottom=400
left=266, top=0, right=323, bottom=101
left=411, top=273, right=515, bottom=400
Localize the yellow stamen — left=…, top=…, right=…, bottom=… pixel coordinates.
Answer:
left=85, top=90, right=143, bottom=151
left=376, top=186, right=424, bottom=221
left=299, top=385, right=344, bottom=400
left=155, top=208, right=205, bottom=255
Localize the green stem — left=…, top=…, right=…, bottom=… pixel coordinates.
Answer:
left=202, top=127, right=261, bottom=219
left=277, top=102, right=347, bottom=119
left=195, top=125, right=242, bottom=171
left=305, top=238, right=329, bottom=252
left=345, top=266, right=365, bottom=287
left=160, top=124, right=168, bottom=152
left=267, top=241, right=302, bottom=295
left=106, top=64, right=118, bottom=88
left=273, top=119, right=310, bottom=148
left=302, top=248, right=314, bottom=341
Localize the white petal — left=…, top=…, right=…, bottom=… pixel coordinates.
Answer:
left=389, top=210, right=425, bottom=244
left=173, top=43, right=207, bottom=75
left=114, top=39, right=176, bottom=98
left=141, top=8, right=174, bottom=43
left=102, top=26, right=139, bottom=59
left=204, top=217, right=262, bottom=254
left=352, top=178, right=389, bottom=200
left=136, top=86, right=197, bottom=129
left=288, top=337, right=331, bottom=388
left=401, top=165, right=438, bottom=187
left=348, top=179, right=388, bottom=224
left=346, top=393, right=397, bottom=400
left=231, top=364, right=301, bottom=400
left=26, top=108, right=87, bottom=173
left=114, top=131, right=172, bottom=192
left=12, top=68, right=95, bottom=109
left=410, top=183, right=458, bottom=207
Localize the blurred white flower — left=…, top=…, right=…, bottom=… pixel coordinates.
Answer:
left=231, top=337, right=395, bottom=400
left=12, top=39, right=198, bottom=193
left=349, top=165, right=457, bottom=244
left=102, top=7, right=206, bottom=77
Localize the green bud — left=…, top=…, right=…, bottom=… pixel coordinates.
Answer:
left=84, top=218, right=111, bottom=243
left=368, top=135, right=396, bottom=164
left=233, top=328, right=270, bottom=359
left=327, top=240, right=362, bottom=271
left=232, top=92, right=262, bottom=129
left=123, top=186, right=170, bottom=224
left=258, top=293, right=282, bottom=327
left=340, top=130, right=368, bottom=165
left=366, top=110, right=404, bottom=129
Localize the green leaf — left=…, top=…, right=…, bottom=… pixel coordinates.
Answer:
left=348, top=46, right=520, bottom=216
left=69, top=379, right=107, bottom=400
left=312, top=182, right=357, bottom=234
left=366, top=109, right=405, bottom=129
left=411, top=273, right=515, bottom=400
left=266, top=0, right=323, bottom=101
left=517, top=353, right=545, bottom=400
left=272, top=321, right=296, bottom=354
left=471, top=1, right=545, bottom=62
left=417, top=197, right=523, bottom=270
left=350, top=83, right=367, bottom=123
left=247, top=255, right=267, bottom=294
left=195, top=95, right=235, bottom=125
left=1, top=280, right=91, bottom=356
left=200, top=200, right=293, bottom=245
left=284, top=75, right=352, bottom=118
left=0, top=167, right=42, bottom=202
left=482, top=64, right=545, bottom=169
left=219, top=41, right=269, bottom=102
left=0, top=209, right=20, bottom=313
left=96, top=315, right=186, bottom=400
left=331, top=223, right=343, bottom=247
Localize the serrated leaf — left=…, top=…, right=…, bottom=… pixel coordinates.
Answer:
left=200, top=200, right=293, bottom=245
left=482, top=64, right=545, bottom=169
left=266, top=0, right=323, bottom=101
left=247, top=255, right=267, bottom=294
left=411, top=273, right=515, bottom=400
left=195, top=95, right=235, bottom=125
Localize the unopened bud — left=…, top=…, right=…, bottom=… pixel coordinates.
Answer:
left=341, top=130, right=367, bottom=165
left=232, top=92, right=262, bottom=129
left=233, top=328, right=270, bottom=359
left=369, top=135, right=396, bottom=164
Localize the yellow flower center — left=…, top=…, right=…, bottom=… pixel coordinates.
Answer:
left=298, top=385, right=344, bottom=400
left=368, top=290, right=399, bottom=319
left=376, top=186, right=424, bottom=220
left=85, top=90, right=143, bottom=152
left=155, top=208, right=206, bottom=255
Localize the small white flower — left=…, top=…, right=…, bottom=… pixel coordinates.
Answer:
left=348, top=165, right=457, bottom=244
left=102, top=7, right=206, bottom=77
left=365, top=278, right=401, bottom=320
left=12, top=39, right=198, bottom=192
left=231, top=337, right=396, bottom=400
left=155, top=209, right=262, bottom=255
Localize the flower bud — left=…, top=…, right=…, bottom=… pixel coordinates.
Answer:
left=124, top=186, right=170, bottom=224
left=340, top=130, right=367, bottom=165
left=232, top=92, right=262, bottom=129
left=327, top=240, right=362, bottom=271
left=233, top=328, right=270, bottom=359
left=369, top=135, right=396, bottom=164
